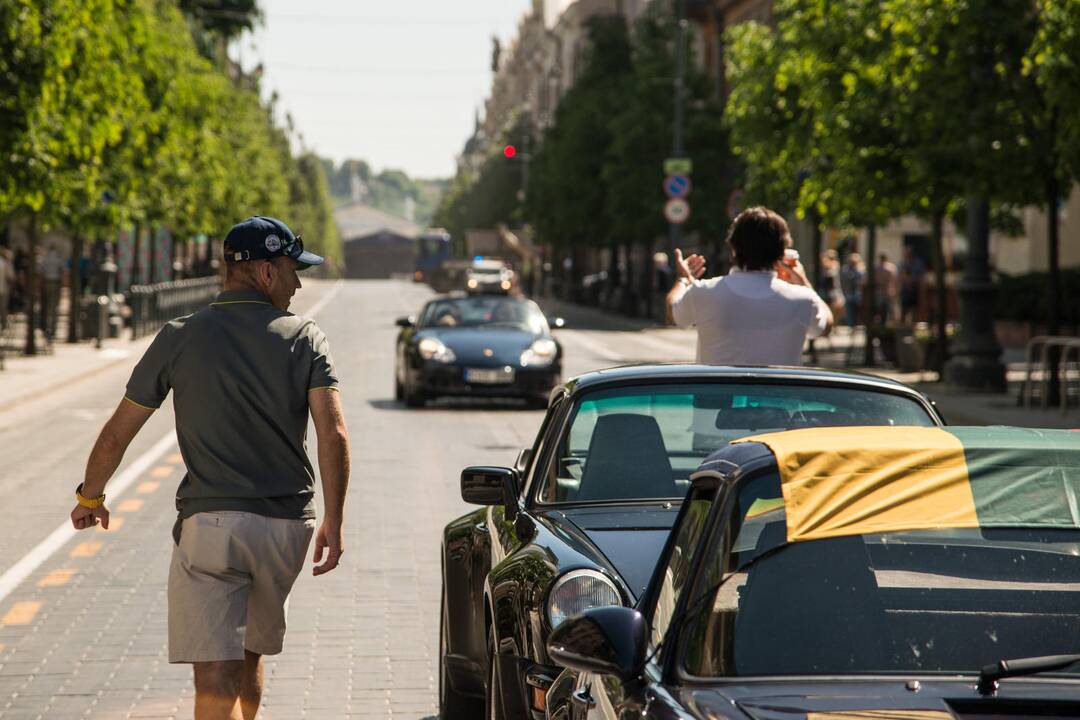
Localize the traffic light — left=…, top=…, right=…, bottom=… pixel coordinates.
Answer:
left=503, top=144, right=517, bottom=159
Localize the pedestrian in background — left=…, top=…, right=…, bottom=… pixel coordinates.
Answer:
left=875, top=252, right=900, bottom=326
left=900, top=245, right=926, bottom=324
left=70, top=216, right=351, bottom=720
left=0, top=247, right=13, bottom=331
left=840, top=252, right=866, bottom=327
left=667, top=206, right=833, bottom=366
left=818, top=249, right=845, bottom=320
left=39, top=243, right=64, bottom=340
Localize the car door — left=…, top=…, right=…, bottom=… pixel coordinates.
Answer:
left=569, top=479, right=724, bottom=719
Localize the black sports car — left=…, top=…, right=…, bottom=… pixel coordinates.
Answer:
left=395, top=294, right=563, bottom=407
left=438, top=365, right=945, bottom=719
left=546, top=426, right=1080, bottom=720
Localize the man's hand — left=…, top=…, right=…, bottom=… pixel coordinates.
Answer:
left=71, top=503, right=109, bottom=531
left=312, top=519, right=343, bottom=576
left=776, top=258, right=811, bottom=287
left=674, top=248, right=706, bottom=282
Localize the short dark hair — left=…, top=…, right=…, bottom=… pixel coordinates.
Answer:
left=726, top=206, right=789, bottom=271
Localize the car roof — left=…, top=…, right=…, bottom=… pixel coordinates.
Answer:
left=563, top=363, right=922, bottom=396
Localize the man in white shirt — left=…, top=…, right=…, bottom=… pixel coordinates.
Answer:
left=666, top=206, right=832, bottom=366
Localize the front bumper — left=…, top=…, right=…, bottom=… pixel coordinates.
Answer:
left=415, top=363, right=560, bottom=398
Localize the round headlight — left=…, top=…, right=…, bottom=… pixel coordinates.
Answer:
left=418, top=337, right=456, bottom=362
left=521, top=338, right=557, bottom=367
left=547, top=569, right=623, bottom=629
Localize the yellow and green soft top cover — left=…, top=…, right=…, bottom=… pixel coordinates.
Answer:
left=732, top=426, right=1080, bottom=543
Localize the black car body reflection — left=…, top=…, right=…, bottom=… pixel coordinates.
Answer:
left=545, top=426, right=1080, bottom=720
left=394, top=293, right=562, bottom=407
left=437, top=365, right=944, bottom=719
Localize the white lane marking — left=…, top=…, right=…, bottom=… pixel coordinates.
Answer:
left=559, top=330, right=626, bottom=364
left=302, top=279, right=344, bottom=318
left=0, top=280, right=343, bottom=604
left=0, top=432, right=176, bottom=605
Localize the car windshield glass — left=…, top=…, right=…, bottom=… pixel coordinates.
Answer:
left=536, top=383, right=935, bottom=504
left=420, top=297, right=545, bottom=332
left=679, top=473, right=1080, bottom=678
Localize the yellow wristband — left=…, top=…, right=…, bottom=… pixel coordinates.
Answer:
left=76, top=483, right=105, bottom=509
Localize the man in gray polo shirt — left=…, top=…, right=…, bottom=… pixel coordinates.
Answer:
left=70, top=216, right=351, bottom=720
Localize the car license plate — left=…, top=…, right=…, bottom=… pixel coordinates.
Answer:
left=466, top=367, right=515, bottom=384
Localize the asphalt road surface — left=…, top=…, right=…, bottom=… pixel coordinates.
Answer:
left=0, top=279, right=696, bottom=719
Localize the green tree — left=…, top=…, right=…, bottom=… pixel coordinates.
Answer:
left=530, top=17, right=633, bottom=300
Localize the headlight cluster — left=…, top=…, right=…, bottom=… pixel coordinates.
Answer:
left=520, top=338, right=557, bottom=367
left=418, top=337, right=456, bottom=363
left=547, top=569, right=623, bottom=629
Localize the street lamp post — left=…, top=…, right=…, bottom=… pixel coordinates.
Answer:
left=668, top=0, right=687, bottom=256
left=943, top=197, right=1006, bottom=390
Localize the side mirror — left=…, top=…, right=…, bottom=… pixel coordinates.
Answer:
left=461, top=466, right=520, bottom=519
left=395, top=316, right=416, bottom=328
left=548, top=316, right=566, bottom=329
left=547, top=606, right=648, bottom=682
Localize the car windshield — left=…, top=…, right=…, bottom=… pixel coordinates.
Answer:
left=535, top=382, right=935, bottom=504
left=420, top=296, right=545, bottom=332
left=678, top=473, right=1080, bottom=678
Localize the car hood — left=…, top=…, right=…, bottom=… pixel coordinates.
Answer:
left=671, top=679, right=1080, bottom=719
left=541, top=505, right=680, bottom=600
left=418, top=327, right=540, bottom=365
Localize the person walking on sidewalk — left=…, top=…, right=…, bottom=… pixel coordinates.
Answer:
left=666, top=206, right=833, bottom=366
left=0, top=246, right=14, bottom=332
left=39, top=244, right=64, bottom=340
left=69, top=216, right=351, bottom=720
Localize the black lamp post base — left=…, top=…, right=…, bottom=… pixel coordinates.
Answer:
left=944, top=353, right=1007, bottom=392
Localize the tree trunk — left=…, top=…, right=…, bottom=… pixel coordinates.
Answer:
left=23, top=215, right=38, bottom=356
left=930, top=210, right=947, bottom=373
left=1046, top=175, right=1061, bottom=404
left=863, top=225, right=877, bottom=367
left=67, top=234, right=84, bottom=343
left=147, top=225, right=157, bottom=284
left=131, top=222, right=143, bottom=286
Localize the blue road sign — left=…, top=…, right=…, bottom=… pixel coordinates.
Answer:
left=663, top=174, right=692, bottom=199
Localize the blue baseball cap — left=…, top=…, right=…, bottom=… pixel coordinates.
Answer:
left=223, top=216, right=324, bottom=270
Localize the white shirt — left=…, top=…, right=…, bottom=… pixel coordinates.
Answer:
left=671, top=268, right=831, bottom=366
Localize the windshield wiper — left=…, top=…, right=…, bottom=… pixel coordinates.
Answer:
left=977, top=654, right=1080, bottom=695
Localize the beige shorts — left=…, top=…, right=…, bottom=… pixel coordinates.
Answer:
left=168, top=511, right=314, bottom=663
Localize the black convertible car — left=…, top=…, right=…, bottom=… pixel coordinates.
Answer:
left=439, top=365, right=945, bottom=719
left=395, top=293, right=563, bottom=407
left=547, top=426, right=1080, bottom=719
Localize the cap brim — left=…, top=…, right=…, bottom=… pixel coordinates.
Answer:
left=295, top=250, right=324, bottom=271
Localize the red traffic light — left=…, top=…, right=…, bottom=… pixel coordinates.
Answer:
left=503, top=145, right=517, bottom=158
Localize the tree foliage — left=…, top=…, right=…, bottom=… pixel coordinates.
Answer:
left=0, top=0, right=341, bottom=269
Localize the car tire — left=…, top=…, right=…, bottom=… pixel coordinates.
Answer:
left=486, top=626, right=505, bottom=720
left=439, top=590, right=480, bottom=720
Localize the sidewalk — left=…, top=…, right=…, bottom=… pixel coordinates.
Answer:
left=538, top=295, right=1080, bottom=430
left=0, top=331, right=150, bottom=413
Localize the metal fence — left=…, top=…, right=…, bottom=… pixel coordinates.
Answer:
left=128, top=277, right=221, bottom=340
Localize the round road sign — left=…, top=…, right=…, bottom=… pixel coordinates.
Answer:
left=663, top=174, right=692, bottom=199
left=664, top=198, right=690, bottom=224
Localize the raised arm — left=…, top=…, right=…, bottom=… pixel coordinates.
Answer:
left=71, top=398, right=155, bottom=530
left=308, top=387, right=351, bottom=576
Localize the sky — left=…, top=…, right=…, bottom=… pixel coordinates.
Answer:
left=241, top=1, right=533, bottom=180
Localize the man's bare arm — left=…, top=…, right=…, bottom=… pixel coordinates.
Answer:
left=309, top=388, right=351, bottom=576
left=71, top=399, right=154, bottom=530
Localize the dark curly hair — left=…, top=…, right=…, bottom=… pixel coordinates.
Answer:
left=726, top=206, right=790, bottom=271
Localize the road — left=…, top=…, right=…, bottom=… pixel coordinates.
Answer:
left=0, top=279, right=696, bottom=719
